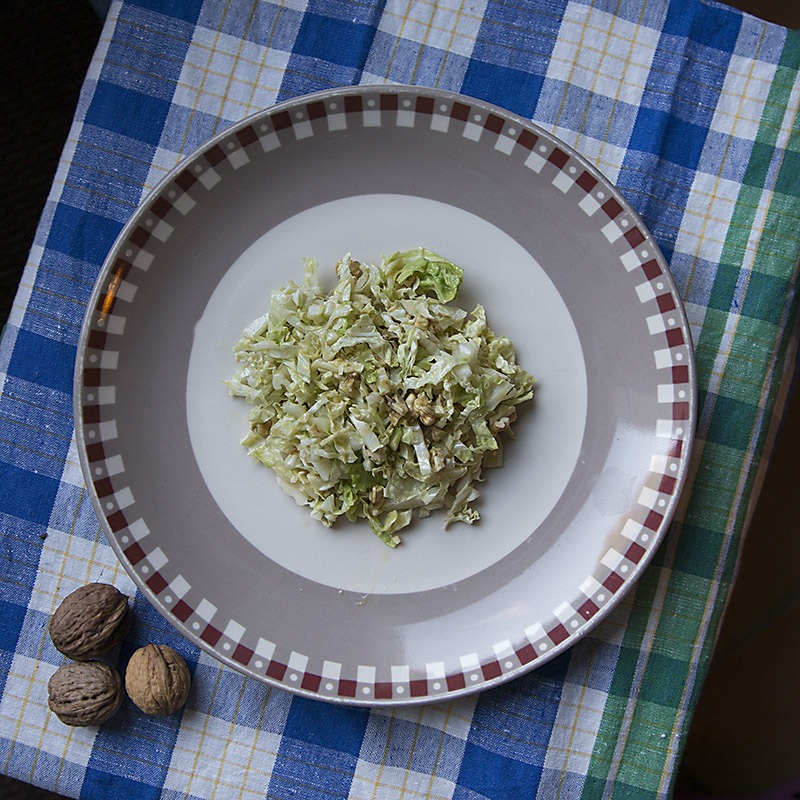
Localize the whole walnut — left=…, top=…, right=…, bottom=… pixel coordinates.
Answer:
left=49, top=583, right=129, bottom=660
left=125, top=644, right=191, bottom=716
left=47, top=660, right=123, bottom=726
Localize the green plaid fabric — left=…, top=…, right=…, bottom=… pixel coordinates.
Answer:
left=583, top=32, right=800, bottom=797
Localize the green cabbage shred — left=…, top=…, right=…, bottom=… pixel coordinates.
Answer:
left=226, top=247, right=535, bottom=547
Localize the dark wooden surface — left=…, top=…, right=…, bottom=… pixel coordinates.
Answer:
left=0, top=0, right=102, bottom=330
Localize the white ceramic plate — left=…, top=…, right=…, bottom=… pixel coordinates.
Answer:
left=75, top=86, right=696, bottom=705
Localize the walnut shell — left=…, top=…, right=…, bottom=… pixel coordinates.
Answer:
left=125, top=644, right=191, bottom=716
left=49, top=583, right=129, bottom=660
left=47, top=661, right=123, bottom=726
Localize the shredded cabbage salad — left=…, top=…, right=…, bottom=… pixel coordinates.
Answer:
left=226, top=248, right=535, bottom=547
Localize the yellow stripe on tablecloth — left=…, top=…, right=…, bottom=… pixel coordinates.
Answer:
left=682, top=23, right=771, bottom=306
left=367, top=711, right=396, bottom=800
left=239, top=690, right=278, bottom=798
left=384, top=0, right=485, bottom=32
left=546, top=647, right=604, bottom=796
left=104, top=13, right=286, bottom=134
left=381, top=0, right=485, bottom=83
left=381, top=0, right=484, bottom=45
left=210, top=2, right=260, bottom=136
left=383, top=0, right=426, bottom=83
left=53, top=134, right=172, bottom=196
left=241, top=0, right=291, bottom=115
left=577, top=3, right=650, bottom=167
left=432, top=0, right=471, bottom=88
left=177, top=0, right=235, bottom=158
left=161, top=664, right=285, bottom=798
left=347, top=701, right=477, bottom=799
left=421, top=703, right=454, bottom=799
left=98, top=50, right=285, bottom=120
left=208, top=678, right=250, bottom=798
left=408, top=1, right=441, bottom=86
left=182, top=665, right=227, bottom=798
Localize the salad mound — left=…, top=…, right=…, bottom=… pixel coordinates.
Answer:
left=226, top=248, right=535, bottom=547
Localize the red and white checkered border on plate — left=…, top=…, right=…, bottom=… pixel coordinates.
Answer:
left=78, top=87, right=694, bottom=703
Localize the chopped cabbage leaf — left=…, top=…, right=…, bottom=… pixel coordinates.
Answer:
left=226, top=248, right=535, bottom=547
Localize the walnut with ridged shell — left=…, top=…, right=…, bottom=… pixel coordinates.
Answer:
left=47, top=660, right=123, bottom=726
left=48, top=583, right=129, bottom=660
left=125, top=644, right=191, bottom=716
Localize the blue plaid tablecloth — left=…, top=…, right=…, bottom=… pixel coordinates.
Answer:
left=2, top=0, right=800, bottom=798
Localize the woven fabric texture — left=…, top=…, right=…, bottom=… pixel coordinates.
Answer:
left=1, top=1, right=799, bottom=798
